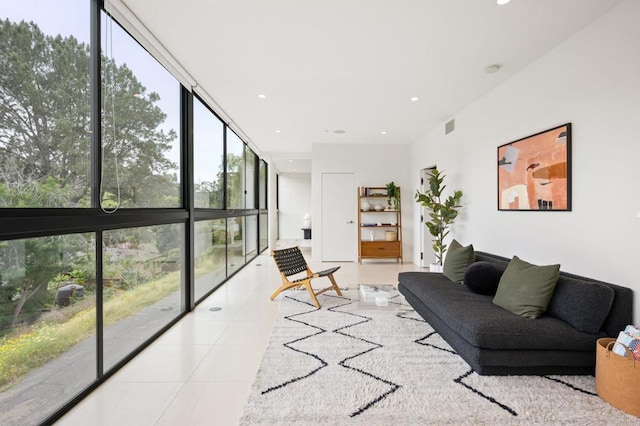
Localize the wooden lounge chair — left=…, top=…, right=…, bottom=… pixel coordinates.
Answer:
left=270, top=246, right=342, bottom=308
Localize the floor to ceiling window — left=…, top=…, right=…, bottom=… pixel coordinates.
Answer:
left=0, top=1, right=91, bottom=209
left=259, top=212, right=269, bottom=253
left=100, top=12, right=181, bottom=210
left=0, top=1, right=95, bottom=423
left=0, top=1, right=268, bottom=424
left=0, top=233, right=97, bottom=422
left=193, top=96, right=224, bottom=209
left=193, top=219, right=226, bottom=301
left=259, top=160, right=269, bottom=252
left=226, top=130, right=245, bottom=210
left=259, top=159, right=268, bottom=211
left=226, top=216, right=245, bottom=276
left=245, top=145, right=256, bottom=210
left=101, top=223, right=184, bottom=371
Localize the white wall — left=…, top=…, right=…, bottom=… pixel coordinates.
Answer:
left=312, top=143, right=413, bottom=262
left=410, top=0, right=640, bottom=322
left=278, top=173, right=312, bottom=239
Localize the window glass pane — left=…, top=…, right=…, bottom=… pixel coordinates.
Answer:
left=226, top=131, right=244, bottom=209
left=0, top=233, right=96, bottom=425
left=226, top=217, right=244, bottom=275
left=193, top=98, right=224, bottom=208
left=100, top=14, right=181, bottom=209
left=259, top=160, right=267, bottom=210
left=259, top=213, right=268, bottom=252
left=194, top=219, right=226, bottom=301
left=0, top=1, right=91, bottom=208
left=245, top=215, right=257, bottom=261
left=102, top=224, right=183, bottom=371
left=245, top=146, right=256, bottom=209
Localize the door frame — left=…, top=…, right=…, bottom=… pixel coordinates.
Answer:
left=420, top=166, right=437, bottom=267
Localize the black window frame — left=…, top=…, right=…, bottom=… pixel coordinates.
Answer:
left=0, top=1, right=269, bottom=423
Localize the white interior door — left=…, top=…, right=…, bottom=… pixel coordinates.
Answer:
left=321, top=173, right=355, bottom=261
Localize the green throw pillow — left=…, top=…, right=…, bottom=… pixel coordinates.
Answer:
left=443, top=239, right=475, bottom=283
left=493, top=256, right=560, bottom=319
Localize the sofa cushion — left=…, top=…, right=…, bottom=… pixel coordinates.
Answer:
left=474, top=252, right=510, bottom=276
left=464, top=261, right=500, bottom=295
left=547, top=276, right=615, bottom=333
left=443, top=239, right=475, bottom=283
left=493, top=256, right=560, bottom=319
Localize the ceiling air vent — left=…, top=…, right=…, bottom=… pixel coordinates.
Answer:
left=445, top=119, right=455, bottom=135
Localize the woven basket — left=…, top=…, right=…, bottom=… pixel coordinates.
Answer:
left=595, top=337, right=640, bottom=417
left=384, top=231, right=397, bottom=241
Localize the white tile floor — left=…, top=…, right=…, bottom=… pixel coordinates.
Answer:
left=56, top=244, right=423, bottom=425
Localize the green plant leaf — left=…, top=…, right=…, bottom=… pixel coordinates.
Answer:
left=415, top=168, right=463, bottom=264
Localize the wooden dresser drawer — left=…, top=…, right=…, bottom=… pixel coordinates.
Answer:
left=361, top=241, right=401, bottom=257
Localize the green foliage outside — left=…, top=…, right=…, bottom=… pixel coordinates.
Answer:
left=0, top=270, right=181, bottom=389
left=226, top=152, right=245, bottom=209
left=0, top=234, right=93, bottom=332
left=0, top=18, right=186, bottom=329
left=0, top=16, right=244, bottom=394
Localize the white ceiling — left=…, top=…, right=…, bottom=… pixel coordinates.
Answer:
left=121, top=0, right=621, bottom=173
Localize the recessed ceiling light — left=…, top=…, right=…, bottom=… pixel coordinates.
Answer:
left=410, top=97, right=419, bottom=102
left=381, top=131, right=387, bottom=135
left=258, top=94, right=266, bottom=99
left=333, top=129, right=346, bottom=134
left=497, top=0, right=511, bottom=5
left=275, top=129, right=281, bottom=133
left=288, top=159, right=293, bottom=162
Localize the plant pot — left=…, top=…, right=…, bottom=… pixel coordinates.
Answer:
left=430, top=263, right=443, bottom=273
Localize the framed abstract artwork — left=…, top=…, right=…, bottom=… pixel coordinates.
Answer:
left=497, top=123, right=571, bottom=211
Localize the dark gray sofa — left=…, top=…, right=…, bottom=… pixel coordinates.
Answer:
left=398, top=251, right=633, bottom=375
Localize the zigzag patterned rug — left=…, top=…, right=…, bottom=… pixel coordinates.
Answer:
left=240, top=290, right=637, bottom=425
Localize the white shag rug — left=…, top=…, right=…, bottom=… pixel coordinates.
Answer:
left=240, top=290, right=638, bottom=425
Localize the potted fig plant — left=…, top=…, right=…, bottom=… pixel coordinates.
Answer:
left=415, top=169, right=463, bottom=268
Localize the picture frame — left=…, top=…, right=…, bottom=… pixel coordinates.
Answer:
left=497, top=123, right=571, bottom=211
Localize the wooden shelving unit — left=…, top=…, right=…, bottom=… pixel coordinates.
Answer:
left=357, top=186, right=402, bottom=263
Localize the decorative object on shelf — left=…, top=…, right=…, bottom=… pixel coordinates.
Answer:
left=369, top=231, right=375, bottom=241
left=361, top=200, right=371, bottom=211
left=385, top=230, right=397, bottom=241
left=498, top=123, right=571, bottom=211
left=374, top=204, right=384, bottom=211
left=385, top=181, right=400, bottom=210
left=301, top=213, right=312, bottom=239
left=415, top=168, right=463, bottom=266
left=302, top=213, right=311, bottom=229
